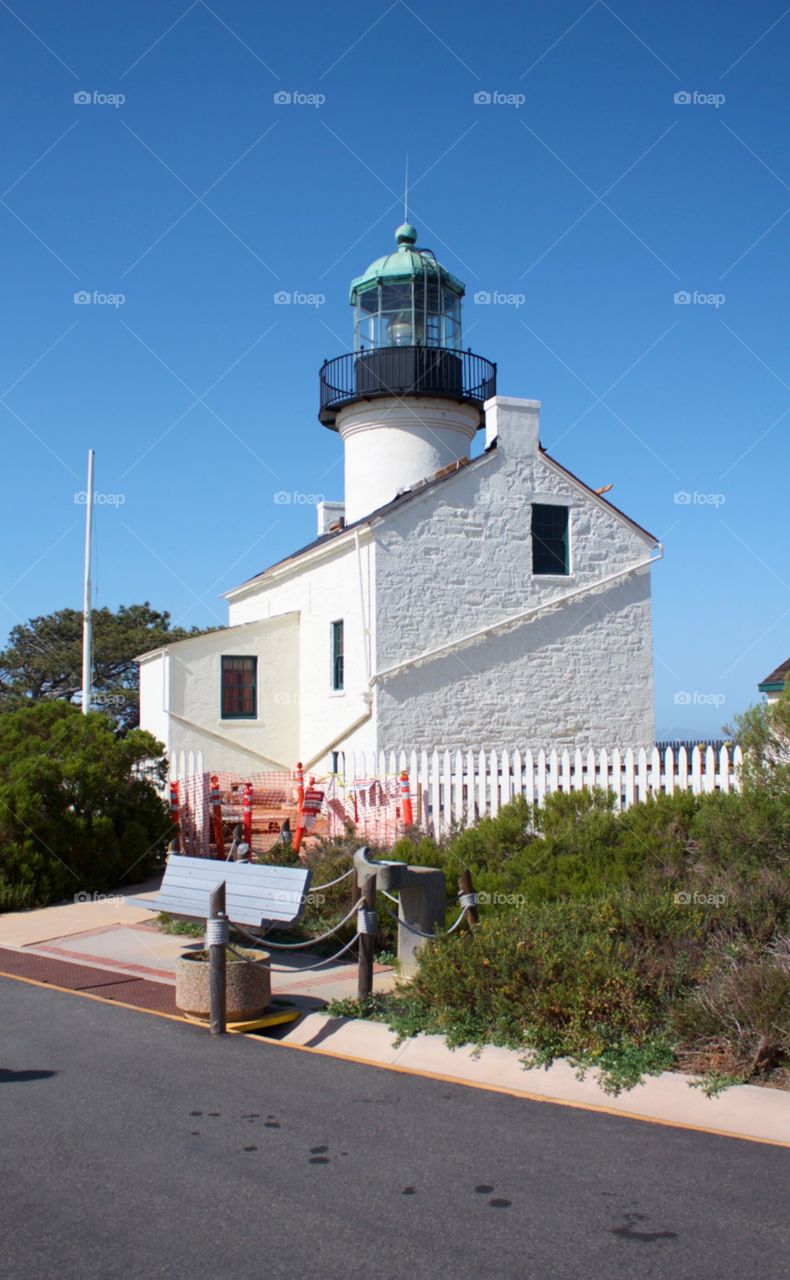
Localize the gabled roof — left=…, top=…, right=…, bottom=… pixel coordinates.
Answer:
left=225, top=437, right=658, bottom=598
left=759, top=658, right=790, bottom=691
left=539, top=447, right=658, bottom=545
left=224, top=452, right=488, bottom=597
left=134, top=613, right=297, bottom=663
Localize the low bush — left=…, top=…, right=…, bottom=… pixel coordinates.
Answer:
left=328, top=743, right=790, bottom=1091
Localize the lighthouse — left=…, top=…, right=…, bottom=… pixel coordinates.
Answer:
left=319, top=224, right=497, bottom=523
left=140, top=217, right=659, bottom=775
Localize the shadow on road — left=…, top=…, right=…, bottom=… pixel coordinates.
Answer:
left=0, top=1068, right=57, bottom=1083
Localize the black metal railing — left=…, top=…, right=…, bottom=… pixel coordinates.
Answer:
left=319, top=346, right=497, bottom=426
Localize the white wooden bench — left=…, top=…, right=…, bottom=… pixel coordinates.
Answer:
left=131, top=854, right=312, bottom=931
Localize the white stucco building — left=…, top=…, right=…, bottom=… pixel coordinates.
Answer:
left=138, top=223, right=660, bottom=775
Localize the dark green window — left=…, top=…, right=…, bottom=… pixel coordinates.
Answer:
left=221, top=656, right=257, bottom=718
left=331, top=620, right=344, bottom=691
left=532, top=504, right=569, bottom=575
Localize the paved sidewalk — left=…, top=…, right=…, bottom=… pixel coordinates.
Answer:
left=0, top=881, right=161, bottom=947
left=0, top=884, right=395, bottom=1006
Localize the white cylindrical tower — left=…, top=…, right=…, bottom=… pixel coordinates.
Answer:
left=318, top=224, right=496, bottom=523
left=337, top=397, right=480, bottom=523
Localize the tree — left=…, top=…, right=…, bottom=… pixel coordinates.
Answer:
left=0, top=701, right=170, bottom=910
left=0, top=603, right=216, bottom=732
left=732, top=686, right=790, bottom=795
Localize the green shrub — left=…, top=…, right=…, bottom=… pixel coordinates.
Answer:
left=0, top=701, right=169, bottom=909
left=329, top=777, right=790, bottom=1090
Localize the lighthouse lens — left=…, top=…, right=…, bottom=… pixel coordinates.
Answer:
left=387, top=313, right=413, bottom=346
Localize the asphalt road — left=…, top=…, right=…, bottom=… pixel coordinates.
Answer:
left=1, top=978, right=788, bottom=1280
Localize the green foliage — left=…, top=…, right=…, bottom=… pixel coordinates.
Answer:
left=157, top=914, right=203, bottom=937
left=332, top=781, right=790, bottom=1091
left=0, top=701, right=170, bottom=909
left=0, top=603, right=216, bottom=732
left=732, top=685, right=790, bottom=793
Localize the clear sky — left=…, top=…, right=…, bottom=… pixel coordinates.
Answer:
left=1, top=0, right=788, bottom=738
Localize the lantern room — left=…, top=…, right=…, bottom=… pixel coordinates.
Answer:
left=350, top=222, right=464, bottom=351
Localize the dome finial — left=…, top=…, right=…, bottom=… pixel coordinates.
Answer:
left=395, top=222, right=417, bottom=247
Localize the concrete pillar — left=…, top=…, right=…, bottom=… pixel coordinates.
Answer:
left=397, top=867, right=446, bottom=977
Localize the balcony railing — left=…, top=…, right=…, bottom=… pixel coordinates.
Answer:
left=319, top=346, right=497, bottom=427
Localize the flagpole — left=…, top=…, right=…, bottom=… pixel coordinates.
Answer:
left=81, top=449, right=95, bottom=715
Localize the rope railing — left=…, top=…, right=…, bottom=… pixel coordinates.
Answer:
left=310, top=866, right=354, bottom=892
left=203, top=863, right=482, bottom=1034
left=212, top=863, right=481, bottom=1026
left=380, top=901, right=469, bottom=939
left=228, top=934, right=359, bottom=974
left=231, top=898, right=359, bottom=951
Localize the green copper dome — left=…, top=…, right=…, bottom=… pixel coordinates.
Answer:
left=349, top=224, right=465, bottom=304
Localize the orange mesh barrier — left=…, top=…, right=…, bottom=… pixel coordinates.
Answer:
left=324, top=774, right=402, bottom=846
left=174, top=767, right=405, bottom=856
left=175, top=769, right=328, bottom=857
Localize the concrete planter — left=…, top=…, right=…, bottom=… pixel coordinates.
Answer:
left=175, top=947, right=271, bottom=1021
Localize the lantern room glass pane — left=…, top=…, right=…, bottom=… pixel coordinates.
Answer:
left=443, top=289, right=461, bottom=348
left=354, top=278, right=464, bottom=351
left=378, top=283, right=412, bottom=347
left=355, top=287, right=379, bottom=350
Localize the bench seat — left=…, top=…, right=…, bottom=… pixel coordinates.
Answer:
left=130, top=854, right=312, bottom=929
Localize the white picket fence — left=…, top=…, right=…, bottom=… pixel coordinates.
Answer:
left=167, top=743, right=743, bottom=840
left=331, top=745, right=743, bottom=837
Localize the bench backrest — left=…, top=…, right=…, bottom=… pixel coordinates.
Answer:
left=155, top=854, right=312, bottom=928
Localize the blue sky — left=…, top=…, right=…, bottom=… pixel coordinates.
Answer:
left=1, top=0, right=788, bottom=738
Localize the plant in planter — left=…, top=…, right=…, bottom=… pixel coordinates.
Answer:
left=175, top=947, right=271, bottom=1021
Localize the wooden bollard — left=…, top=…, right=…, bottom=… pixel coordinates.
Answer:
left=208, top=881, right=227, bottom=1037
left=357, top=873, right=376, bottom=1001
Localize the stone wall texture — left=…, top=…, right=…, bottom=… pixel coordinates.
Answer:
left=372, top=399, right=656, bottom=751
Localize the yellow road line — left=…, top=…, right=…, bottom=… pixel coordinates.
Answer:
left=2, top=967, right=787, bottom=1149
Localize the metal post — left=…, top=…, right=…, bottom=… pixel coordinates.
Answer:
left=81, top=448, right=95, bottom=715
left=209, top=882, right=227, bottom=1037
left=357, top=873, right=376, bottom=1001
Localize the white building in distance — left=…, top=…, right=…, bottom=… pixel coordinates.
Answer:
left=138, top=223, right=660, bottom=776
